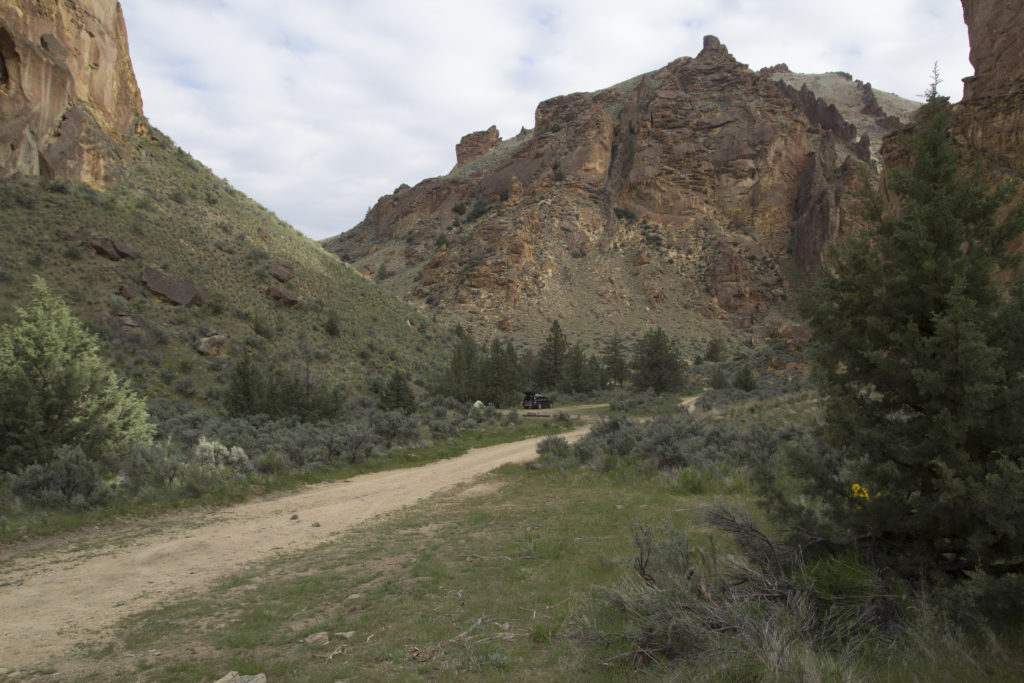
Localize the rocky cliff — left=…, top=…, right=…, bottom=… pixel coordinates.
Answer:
left=955, top=0, right=1024, bottom=169
left=0, top=0, right=142, bottom=187
left=325, top=36, right=919, bottom=350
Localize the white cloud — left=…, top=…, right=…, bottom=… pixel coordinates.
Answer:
left=119, top=0, right=973, bottom=240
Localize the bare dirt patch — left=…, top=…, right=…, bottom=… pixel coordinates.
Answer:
left=0, top=426, right=589, bottom=674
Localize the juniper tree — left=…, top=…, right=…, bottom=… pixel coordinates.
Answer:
left=0, top=278, right=153, bottom=474
left=791, top=90, right=1024, bottom=584
left=379, top=368, right=416, bottom=415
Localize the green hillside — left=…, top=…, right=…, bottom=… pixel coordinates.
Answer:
left=0, top=123, right=456, bottom=409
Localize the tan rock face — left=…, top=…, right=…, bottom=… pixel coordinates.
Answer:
left=0, top=0, right=142, bottom=187
left=324, top=36, right=888, bottom=348
left=956, top=0, right=1024, bottom=169
left=454, top=125, right=501, bottom=170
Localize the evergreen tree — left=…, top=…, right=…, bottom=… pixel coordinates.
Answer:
left=791, top=90, right=1024, bottom=583
left=561, top=342, right=604, bottom=394
left=704, top=336, right=727, bottom=363
left=224, top=354, right=268, bottom=416
left=379, top=369, right=417, bottom=415
left=535, top=320, right=569, bottom=389
left=0, top=278, right=153, bottom=474
left=225, top=353, right=342, bottom=420
left=439, top=327, right=484, bottom=402
left=602, top=333, right=629, bottom=386
left=630, top=327, right=682, bottom=394
left=732, top=365, right=756, bottom=392
left=481, top=338, right=523, bottom=407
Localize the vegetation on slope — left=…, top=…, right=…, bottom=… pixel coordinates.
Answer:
left=0, top=123, right=456, bottom=412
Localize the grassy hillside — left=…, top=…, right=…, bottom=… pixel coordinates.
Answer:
left=0, top=123, right=456, bottom=409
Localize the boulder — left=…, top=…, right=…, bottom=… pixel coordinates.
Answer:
left=89, top=236, right=139, bottom=261
left=118, top=283, right=142, bottom=300
left=89, top=237, right=121, bottom=260
left=266, top=283, right=298, bottom=306
left=194, top=334, right=228, bottom=356
left=213, top=673, right=267, bottom=683
left=302, top=632, right=329, bottom=646
left=141, top=267, right=201, bottom=306
left=112, top=237, right=141, bottom=259
left=95, top=310, right=157, bottom=346
left=266, top=259, right=293, bottom=282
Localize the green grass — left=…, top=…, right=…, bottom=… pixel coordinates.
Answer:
left=72, top=464, right=730, bottom=681
left=72, top=450, right=1024, bottom=682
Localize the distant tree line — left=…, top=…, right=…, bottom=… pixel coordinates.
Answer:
left=435, top=321, right=686, bottom=406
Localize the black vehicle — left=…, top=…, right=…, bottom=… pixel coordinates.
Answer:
left=522, top=391, right=553, bottom=409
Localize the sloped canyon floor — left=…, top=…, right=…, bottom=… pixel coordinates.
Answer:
left=0, top=422, right=590, bottom=674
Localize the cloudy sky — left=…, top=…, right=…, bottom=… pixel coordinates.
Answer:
left=119, top=1, right=972, bottom=241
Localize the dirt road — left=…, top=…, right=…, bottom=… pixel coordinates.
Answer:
left=0, top=424, right=590, bottom=672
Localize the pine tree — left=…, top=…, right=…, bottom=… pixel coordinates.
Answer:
left=793, top=90, right=1024, bottom=583
left=535, top=320, right=568, bottom=389
left=602, top=333, right=629, bottom=386
left=439, top=326, right=484, bottom=402
left=561, top=342, right=604, bottom=394
left=0, top=278, right=153, bottom=474
left=630, top=327, right=682, bottom=394
left=481, top=338, right=523, bottom=407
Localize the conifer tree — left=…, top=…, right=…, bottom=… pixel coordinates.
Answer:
left=224, top=354, right=268, bottom=416
left=379, top=368, right=416, bottom=415
left=439, top=326, right=484, bottom=402
left=602, top=333, right=629, bottom=386
left=535, top=320, right=568, bottom=389
left=481, top=338, right=523, bottom=407
left=561, top=342, right=605, bottom=394
left=630, top=327, right=682, bottom=394
left=792, top=89, right=1024, bottom=583
left=0, top=278, right=153, bottom=474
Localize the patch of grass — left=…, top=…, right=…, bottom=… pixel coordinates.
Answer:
left=75, top=462, right=718, bottom=681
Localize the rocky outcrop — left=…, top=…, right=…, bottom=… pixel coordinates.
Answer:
left=773, top=80, right=858, bottom=144
left=790, top=138, right=870, bottom=275
left=0, top=0, right=143, bottom=187
left=454, top=125, right=501, bottom=170
left=89, top=236, right=140, bottom=261
left=955, top=0, right=1024, bottom=169
left=326, top=35, right=889, bottom=347
left=768, top=70, right=919, bottom=165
